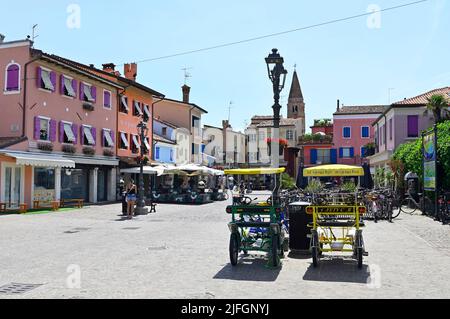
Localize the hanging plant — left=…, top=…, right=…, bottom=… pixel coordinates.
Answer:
left=62, top=144, right=76, bottom=154
left=266, top=137, right=288, bottom=156
left=82, top=146, right=95, bottom=156
left=37, top=142, right=53, bottom=152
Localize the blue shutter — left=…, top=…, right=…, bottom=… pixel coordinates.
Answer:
left=155, top=147, right=160, bottom=160
left=350, top=147, right=355, bottom=158
left=361, top=147, right=366, bottom=158
left=339, top=148, right=344, bottom=158
left=330, top=149, right=337, bottom=164
left=310, top=149, right=317, bottom=165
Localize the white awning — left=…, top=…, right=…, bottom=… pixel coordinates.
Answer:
left=144, top=138, right=151, bottom=151
left=143, top=104, right=151, bottom=118
left=120, top=166, right=158, bottom=175
left=2, top=152, right=75, bottom=168
left=83, top=84, right=94, bottom=102
left=120, top=132, right=129, bottom=148
left=104, top=129, right=114, bottom=147
left=41, top=70, right=54, bottom=91
left=121, top=96, right=129, bottom=111
left=83, top=126, right=95, bottom=145
left=64, top=123, right=75, bottom=142
left=64, top=77, right=76, bottom=97
left=134, top=101, right=143, bottom=115
left=132, top=135, right=140, bottom=148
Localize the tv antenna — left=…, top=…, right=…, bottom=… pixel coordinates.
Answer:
left=181, top=67, right=192, bottom=85
left=32, top=24, right=39, bottom=41
left=227, top=101, right=234, bottom=123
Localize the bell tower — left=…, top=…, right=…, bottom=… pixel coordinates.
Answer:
left=287, top=69, right=305, bottom=120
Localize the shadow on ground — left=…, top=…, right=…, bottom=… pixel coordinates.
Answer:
left=213, top=255, right=281, bottom=282
left=303, top=258, right=370, bottom=284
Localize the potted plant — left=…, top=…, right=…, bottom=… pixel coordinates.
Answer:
left=82, top=146, right=95, bottom=156
left=62, top=144, right=76, bottom=154
left=103, top=149, right=114, bottom=157
left=37, top=142, right=53, bottom=152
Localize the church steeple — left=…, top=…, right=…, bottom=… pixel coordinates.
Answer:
left=287, top=69, right=305, bottom=120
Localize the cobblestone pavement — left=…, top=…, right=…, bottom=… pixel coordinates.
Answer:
left=0, top=196, right=450, bottom=299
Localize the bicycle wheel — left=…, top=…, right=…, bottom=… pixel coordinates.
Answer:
left=391, top=198, right=401, bottom=219
left=422, top=197, right=434, bottom=216
left=400, top=198, right=417, bottom=215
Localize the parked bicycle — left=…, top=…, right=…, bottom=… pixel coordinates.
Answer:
left=400, top=191, right=434, bottom=216
left=438, top=191, right=450, bottom=224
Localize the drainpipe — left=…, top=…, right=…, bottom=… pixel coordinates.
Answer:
left=189, top=105, right=196, bottom=163
left=22, top=52, right=42, bottom=137
left=151, top=96, right=165, bottom=161
left=383, top=114, right=388, bottom=153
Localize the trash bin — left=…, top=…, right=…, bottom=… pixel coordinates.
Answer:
left=288, top=201, right=312, bottom=253
left=122, top=191, right=127, bottom=215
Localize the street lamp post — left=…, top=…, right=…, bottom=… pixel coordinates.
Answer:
left=265, top=48, right=288, bottom=204
left=135, top=121, right=149, bottom=215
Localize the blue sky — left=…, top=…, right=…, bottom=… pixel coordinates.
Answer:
left=1, top=0, right=448, bottom=132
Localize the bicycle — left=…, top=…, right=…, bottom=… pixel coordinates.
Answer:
left=438, top=191, right=450, bottom=225
left=400, top=192, right=434, bottom=216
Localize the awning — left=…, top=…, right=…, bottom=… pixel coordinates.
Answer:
left=41, top=70, right=54, bottom=91
left=143, top=138, right=151, bottom=151
left=83, top=126, right=95, bottom=145
left=121, top=96, right=129, bottom=111
left=120, top=132, right=129, bottom=148
left=132, top=135, right=140, bottom=148
left=143, top=104, right=151, bottom=118
left=303, top=164, right=364, bottom=177
left=83, top=84, right=94, bottom=102
left=64, top=77, right=76, bottom=97
left=134, top=101, right=143, bottom=115
left=64, top=123, right=75, bottom=142
left=120, top=166, right=158, bottom=175
left=1, top=152, right=75, bottom=168
left=224, top=167, right=285, bottom=175
left=104, top=129, right=114, bottom=147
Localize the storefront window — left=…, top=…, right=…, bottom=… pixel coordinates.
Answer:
left=61, top=169, right=89, bottom=201
left=34, top=168, right=55, bottom=201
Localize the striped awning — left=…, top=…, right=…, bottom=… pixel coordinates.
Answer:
left=1, top=152, right=75, bottom=168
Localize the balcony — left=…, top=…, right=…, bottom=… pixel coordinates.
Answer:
left=298, top=133, right=333, bottom=145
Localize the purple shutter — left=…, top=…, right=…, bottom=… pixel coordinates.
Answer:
left=91, top=86, right=97, bottom=103
left=101, top=129, right=105, bottom=147
left=34, top=117, right=41, bottom=140
left=104, top=91, right=111, bottom=108
left=60, top=75, right=65, bottom=95
left=36, top=67, right=42, bottom=88
left=110, top=131, right=115, bottom=145
left=80, top=126, right=85, bottom=145
left=49, top=120, right=57, bottom=142
left=72, top=124, right=78, bottom=144
left=6, top=65, right=19, bottom=91
left=91, top=127, right=97, bottom=146
left=50, top=72, right=57, bottom=92
left=407, top=115, right=419, bottom=137
left=59, top=121, right=64, bottom=143
left=79, top=82, right=85, bottom=101
left=72, top=79, right=77, bottom=96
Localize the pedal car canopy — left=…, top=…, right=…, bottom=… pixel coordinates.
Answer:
left=303, top=164, right=364, bottom=177
left=224, top=167, right=285, bottom=175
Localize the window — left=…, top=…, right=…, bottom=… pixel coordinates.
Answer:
left=259, top=131, right=266, bottom=141
left=316, top=149, right=331, bottom=164
left=343, top=127, right=351, bottom=138
left=133, top=100, right=143, bottom=116
left=361, top=126, right=370, bottom=138
left=120, top=95, right=129, bottom=113
left=34, top=168, right=55, bottom=192
left=39, top=117, right=50, bottom=141
left=103, top=129, right=114, bottom=147
left=61, top=122, right=76, bottom=144
left=82, top=125, right=95, bottom=146
left=192, top=116, right=200, bottom=128
left=103, top=90, right=112, bottom=109
left=407, top=115, right=419, bottom=137
left=340, top=147, right=354, bottom=158
left=5, top=63, right=20, bottom=92
left=286, top=130, right=294, bottom=140
left=61, top=75, right=76, bottom=98
left=120, top=132, right=129, bottom=149
left=81, top=83, right=96, bottom=103
left=389, top=118, right=393, bottom=141
left=38, top=67, right=55, bottom=91
left=131, top=135, right=140, bottom=153
left=162, top=127, right=167, bottom=136
left=192, top=143, right=199, bottom=155
left=143, top=104, right=150, bottom=122
left=380, top=125, right=384, bottom=145
left=248, top=134, right=257, bottom=142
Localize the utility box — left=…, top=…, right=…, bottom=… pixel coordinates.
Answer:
left=288, top=201, right=312, bottom=253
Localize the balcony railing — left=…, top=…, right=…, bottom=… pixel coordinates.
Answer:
left=298, top=134, right=333, bottom=145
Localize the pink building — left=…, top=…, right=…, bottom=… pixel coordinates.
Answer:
left=368, top=87, right=449, bottom=170
left=333, top=103, right=388, bottom=166
left=0, top=37, right=123, bottom=210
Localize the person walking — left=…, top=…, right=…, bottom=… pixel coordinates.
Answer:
left=126, top=181, right=137, bottom=219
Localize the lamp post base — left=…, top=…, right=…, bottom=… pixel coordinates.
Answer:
left=135, top=206, right=149, bottom=215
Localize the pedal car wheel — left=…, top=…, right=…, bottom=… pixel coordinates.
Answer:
left=229, top=233, right=240, bottom=266
left=357, top=247, right=363, bottom=269
left=271, top=235, right=280, bottom=267
left=312, top=247, right=319, bottom=268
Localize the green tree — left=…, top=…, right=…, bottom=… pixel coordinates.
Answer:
left=426, top=94, right=450, bottom=124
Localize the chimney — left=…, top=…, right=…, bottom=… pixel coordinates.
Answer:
left=0, top=34, right=5, bottom=43
left=124, top=63, right=137, bottom=81
left=102, top=63, right=116, bottom=74
left=182, top=84, right=191, bottom=104
left=336, top=99, right=340, bottom=112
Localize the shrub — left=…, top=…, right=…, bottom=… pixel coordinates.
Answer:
left=281, top=173, right=296, bottom=190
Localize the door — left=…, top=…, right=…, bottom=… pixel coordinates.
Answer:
left=2, top=165, right=23, bottom=208
left=97, top=169, right=107, bottom=202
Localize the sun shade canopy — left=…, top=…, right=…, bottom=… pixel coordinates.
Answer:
left=224, top=167, right=286, bottom=175
left=303, top=164, right=364, bottom=177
